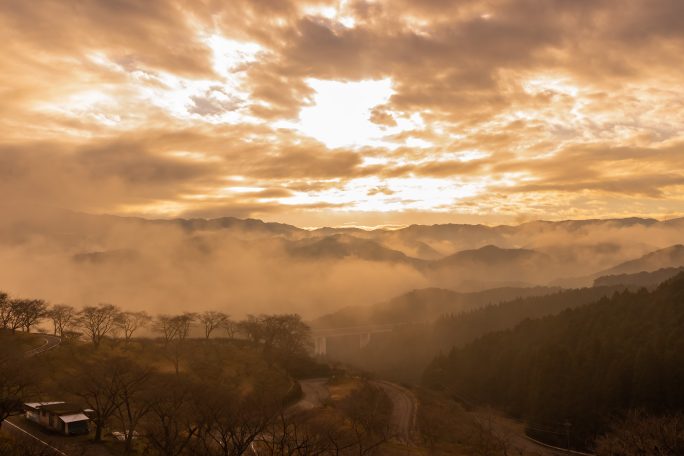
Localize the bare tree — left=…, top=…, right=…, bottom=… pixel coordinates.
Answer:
left=193, top=384, right=280, bottom=456
left=239, top=315, right=263, bottom=342
left=153, top=313, right=197, bottom=374
left=153, top=313, right=197, bottom=344
left=173, top=312, right=197, bottom=341
left=468, top=413, right=520, bottom=456
left=4, top=299, right=47, bottom=334
left=258, top=410, right=346, bottom=456
left=339, top=382, right=392, bottom=455
left=113, top=361, right=154, bottom=454
left=153, top=314, right=180, bottom=346
left=68, top=358, right=119, bottom=442
left=0, top=292, right=12, bottom=330
left=19, top=299, right=48, bottom=333
left=239, top=314, right=311, bottom=363
left=7, top=300, right=25, bottom=333
left=2, top=299, right=47, bottom=334
left=198, top=311, right=230, bottom=339
left=0, top=341, right=35, bottom=430
left=46, top=304, right=76, bottom=337
left=66, top=355, right=145, bottom=442
left=222, top=318, right=238, bottom=339
left=78, top=303, right=122, bottom=348
left=142, top=374, right=199, bottom=456
left=116, top=311, right=152, bottom=343
left=596, top=411, right=684, bottom=456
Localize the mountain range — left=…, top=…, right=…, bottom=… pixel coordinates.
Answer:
left=3, top=206, right=684, bottom=316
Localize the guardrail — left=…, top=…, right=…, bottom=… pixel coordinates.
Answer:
left=524, top=434, right=595, bottom=456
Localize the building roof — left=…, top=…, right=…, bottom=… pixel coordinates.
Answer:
left=40, top=403, right=85, bottom=415
left=59, top=413, right=90, bottom=424
left=24, top=402, right=65, bottom=411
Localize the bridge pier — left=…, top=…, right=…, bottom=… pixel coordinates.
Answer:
left=311, top=324, right=398, bottom=356
left=359, top=332, right=371, bottom=348
left=314, top=336, right=327, bottom=356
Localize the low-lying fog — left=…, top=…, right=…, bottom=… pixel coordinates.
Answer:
left=1, top=205, right=683, bottom=318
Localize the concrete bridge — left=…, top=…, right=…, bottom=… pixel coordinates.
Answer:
left=310, top=323, right=404, bottom=356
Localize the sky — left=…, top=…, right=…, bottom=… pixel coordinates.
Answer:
left=2, top=0, right=684, bottom=228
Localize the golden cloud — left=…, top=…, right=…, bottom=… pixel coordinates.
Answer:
left=1, top=0, right=684, bottom=225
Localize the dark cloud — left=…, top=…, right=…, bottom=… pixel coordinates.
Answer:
left=0, top=0, right=213, bottom=76
left=492, top=141, right=684, bottom=197
left=246, top=147, right=366, bottom=179
left=188, top=89, right=242, bottom=116
left=0, top=139, right=217, bottom=210
left=369, top=107, right=397, bottom=127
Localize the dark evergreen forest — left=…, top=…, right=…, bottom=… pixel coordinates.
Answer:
left=423, top=274, right=684, bottom=450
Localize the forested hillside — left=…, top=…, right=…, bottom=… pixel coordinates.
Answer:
left=327, top=285, right=626, bottom=382
left=423, top=274, right=684, bottom=450
left=313, top=285, right=559, bottom=328
left=593, top=266, right=684, bottom=288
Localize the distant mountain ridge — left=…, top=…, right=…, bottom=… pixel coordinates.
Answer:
left=433, top=245, right=547, bottom=267
left=552, top=244, right=684, bottom=288
left=593, top=267, right=684, bottom=288
left=283, top=234, right=425, bottom=267
left=597, top=244, right=684, bottom=276
left=4, top=207, right=684, bottom=298
left=3, top=205, right=680, bottom=236
left=312, top=285, right=561, bottom=329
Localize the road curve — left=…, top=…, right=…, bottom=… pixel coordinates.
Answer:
left=25, top=333, right=62, bottom=357
left=285, top=378, right=420, bottom=447
left=469, top=408, right=567, bottom=456
left=371, top=380, right=419, bottom=445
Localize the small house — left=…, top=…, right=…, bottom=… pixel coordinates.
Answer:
left=24, top=402, right=90, bottom=435
left=25, top=402, right=65, bottom=424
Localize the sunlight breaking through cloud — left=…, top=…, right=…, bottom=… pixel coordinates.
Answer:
left=293, top=78, right=395, bottom=148
left=1, top=0, right=684, bottom=226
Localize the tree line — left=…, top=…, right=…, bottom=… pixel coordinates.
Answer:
left=0, top=334, right=389, bottom=456
left=0, top=291, right=311, bottom=352
left=0, top=291, right=47, bottom=334
left=0, top=287, right=397, bottom=455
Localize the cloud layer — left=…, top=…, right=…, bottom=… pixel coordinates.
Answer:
left=2, top=0, right=684, bottom=225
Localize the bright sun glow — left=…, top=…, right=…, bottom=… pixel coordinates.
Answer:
left=204, top=35, right=262, bottom=78
left=303, top=1, right=356, bottom=28
left=281, top=176, right=482, bottom=213
left=295, top=78, right=395, bottom=148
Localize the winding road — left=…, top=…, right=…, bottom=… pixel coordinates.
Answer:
left=25, top=333, right=62, bottom=357
left=292, top=378, right=420, bottom=446
left=469, top=407, right=585, bottom=456
left=371, top=380, right=419, bottom=445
